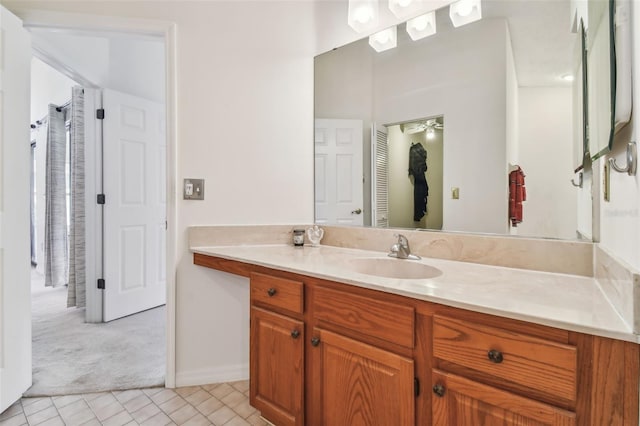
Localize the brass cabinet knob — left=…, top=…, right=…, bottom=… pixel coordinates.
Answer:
left=487, top=349, right=504, bottom=364
left=432, top=384, right=445, bottom=397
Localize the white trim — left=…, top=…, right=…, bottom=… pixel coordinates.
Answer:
left=175, top=365, right=249, bottom=388
left=84, top=88, right=103, bottom=323
left=164, top=23, right=178, bottom=389
left=19, top=10, right=178, bottom=388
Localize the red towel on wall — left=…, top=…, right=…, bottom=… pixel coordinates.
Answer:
left=509, top=167, right=526, bottom=227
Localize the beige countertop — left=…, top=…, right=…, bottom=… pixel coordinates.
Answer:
left=191, top=243, right=637, bottom=343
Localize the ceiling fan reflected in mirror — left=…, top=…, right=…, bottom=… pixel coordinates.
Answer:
left=400, top=118, right=444, bottom=137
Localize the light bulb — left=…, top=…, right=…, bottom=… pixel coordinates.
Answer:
left=426, top=128, right=435, bottom=139
left=456, top=0, right=473, bottom=17
left=412, top=15, right=429, bottom=31
left=375, top=31, right=390, bottom=43
left=355, top=6, right=373, bottom=24
left=561, top=74, right=575, bottom=82
left=398, top=0, right=412, bottom=7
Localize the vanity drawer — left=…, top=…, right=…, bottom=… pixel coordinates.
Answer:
left=251, top=273, right=304, bottom=314
left=433, top=315, right=577, bottom=402
left=313, top=286, right=414, bottom=348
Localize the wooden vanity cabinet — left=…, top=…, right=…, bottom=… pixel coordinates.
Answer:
left=309, top=328, right=415, bottom=425
left=307, top=285, right=417, bottom=426
left=431, top=369, right=576, bottom=426
left=193, top=254, right=640, bottom=426
left=430, top=313, right=578, bottom=425
left=249, top=273, right=305, bottom=426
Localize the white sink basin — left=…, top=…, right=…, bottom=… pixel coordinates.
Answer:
left=347, top=257, right=442, bottom=280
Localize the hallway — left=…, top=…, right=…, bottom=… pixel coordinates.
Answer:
left=28, top=271, right=165, bottom=397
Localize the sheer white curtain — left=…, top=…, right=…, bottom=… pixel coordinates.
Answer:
left=44, top=105, right=68, bottom=288
left=43, top=86, right=86, bottom=308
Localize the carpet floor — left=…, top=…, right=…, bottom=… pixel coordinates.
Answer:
left=26, top=270, right=166, bottom=397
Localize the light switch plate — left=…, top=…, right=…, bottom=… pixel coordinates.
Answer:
left=184, top=178, right=205, bottom=200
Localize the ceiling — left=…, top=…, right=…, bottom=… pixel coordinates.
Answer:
left=483, top=0, right=576, bottom=87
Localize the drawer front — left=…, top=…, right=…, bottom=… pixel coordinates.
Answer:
left=433, top=315, right=577, bottom=402
left=313, top=286, right=414, bottom=348
left=251, top=273, right=304, bottom=314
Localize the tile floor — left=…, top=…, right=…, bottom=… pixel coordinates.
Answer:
left=0, top=382, right=269, bottom=426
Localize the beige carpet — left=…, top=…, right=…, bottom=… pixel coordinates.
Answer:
left=26, top=270, right=165, bottom=397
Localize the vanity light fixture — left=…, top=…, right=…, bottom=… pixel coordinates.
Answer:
left=369, top=26, right=397, bottom=52
left=348, top=0, right=380, bottom=33
left=388, top=0, right=423, bottom=20
left=449, top=0, right=482, bottom=28
left=406, top=11, right=436, bottom=40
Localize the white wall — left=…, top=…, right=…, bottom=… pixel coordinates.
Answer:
left=30, top=57, right=77, bottom=122
left=3, top=0, right=316, bottom=385
left=30, top=57, right=77, bottom=274
left=517, top=88, right=577, bottom=240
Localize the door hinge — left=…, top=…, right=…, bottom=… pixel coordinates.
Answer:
left=414, top=378, right=420, bottom=397
left=97, top=278, right=105, bottom=289
left=97, top=194, right=106, bottom=204
left=96, top=108, right=105, bottom=120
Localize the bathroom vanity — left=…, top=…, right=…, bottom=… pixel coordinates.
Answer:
left=192, top=240, right=639, bottom=426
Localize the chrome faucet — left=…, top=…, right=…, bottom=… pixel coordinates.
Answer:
left=388, top=234, right=421, bottom=260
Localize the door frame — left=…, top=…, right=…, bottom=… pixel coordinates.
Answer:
left=19, top=9, right=178, bottom=388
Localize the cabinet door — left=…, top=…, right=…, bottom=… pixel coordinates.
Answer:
left=432, top=370, right=575, bottom=426
left=250, top=307, right=304, bottom=426
left=311, top=328, right=414, bottom=426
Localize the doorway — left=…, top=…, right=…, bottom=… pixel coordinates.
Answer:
left=26, top=28, right=167, bottom=396
left=385, top=117, right=444, bottom=230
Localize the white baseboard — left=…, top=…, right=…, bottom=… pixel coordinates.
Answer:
left=174, top=364, right=249, bottom=388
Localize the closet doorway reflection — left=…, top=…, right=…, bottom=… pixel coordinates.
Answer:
left=386, top=116, right=443, bottom=230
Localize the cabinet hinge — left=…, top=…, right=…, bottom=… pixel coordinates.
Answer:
left=97, top=278, right=105, bottom=289
left=97, top=194, right=106, bottom=205
left=96, top=108, right=105, bottom=120
left=414, top=378, right=420, bottom=397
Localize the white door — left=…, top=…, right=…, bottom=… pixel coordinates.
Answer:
left=314, top=119, right=364, bottom=225
left=102, top=89, right=166, bottom=322
left=371, top=123, right=389, bottom=228
left=0, top=5, right=32, bottom=412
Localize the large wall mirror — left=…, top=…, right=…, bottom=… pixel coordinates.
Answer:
left=314, top=0, right=605, bottom=240
left=587, top=0, right=632, bottom=160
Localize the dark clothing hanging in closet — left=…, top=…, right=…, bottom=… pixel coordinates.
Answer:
left=409, top=143, right=429, bottom=221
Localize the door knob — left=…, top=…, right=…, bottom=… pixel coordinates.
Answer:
left=351, top=208, right=362, bottom=215
left=311, top=337, right=321, bottom=347
left=291, top=330, right=300, bottom=339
